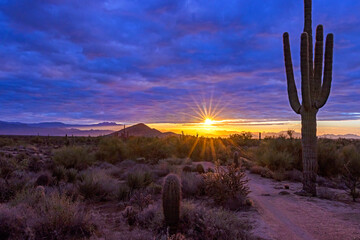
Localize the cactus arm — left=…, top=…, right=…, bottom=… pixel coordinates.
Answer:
left=315, top=33, right=334, bottom=109
left=301, top=32, right=312, bottom=110
left=304, top=0, right=314, bottom=99
left=313, top=25, right=324, bottom=99
left=283, top=32, right=301, bottom=114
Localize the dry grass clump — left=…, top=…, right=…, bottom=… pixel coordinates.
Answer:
left=1, top=190, right=96, bottom=239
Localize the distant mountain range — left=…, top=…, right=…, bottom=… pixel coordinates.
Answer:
left=0, top=121, right=359, bottom=139
left=0, top=121, right=121, bottom=136
left=110, top=123, right=178, bottom=138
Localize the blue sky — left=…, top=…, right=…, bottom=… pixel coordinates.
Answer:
left=0, top=0, right=359, bottom=132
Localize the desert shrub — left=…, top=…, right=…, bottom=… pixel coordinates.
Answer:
left=204, top=164, right=249, bottom=206
left=122, top=206, right=139, bottom=226
left=195, top=163, right=205, bottom=173
left=28, top=156, right=44, bottom=172
left=0, top=178, right=29, bottom=203
left=117, top=184, right=131, bottom=201
left=65, top=168, right=78, bottom=183
left=0, top=137, right=14, bottom=147
left=153, top=162, right=171, bottom=178
left=136, top=203, right=163, bottom=232
left=96, top=137, right=126, bottom=164
left=78, top=172, right=117, bottom=201
left=52, top=165, right=67, bottom=182
left=182, top=166, right=192, bottom=172
left=254, top=137, right=302, bottom=172
left=53, top=146, right=95, bottom=170
left=203, top=164, right=249, bottom=208
left=179, top=201, right=251, bottom=239
left=127, top=171, right=153, bottom=190
left=0, top=157, right=19, bottom=181
left=340, top=145, right=360, bottom=201
left=33, top=193, right=95, bottom=239
left=126, top=137, right=173, bottom=164
left=317, top=140, right=343, bottom=177
left=130, top=191, right=153, bottom=211
left=0, top=205, right=28, bottom=239
left=146, top=182, right=162, bottom=195
left=181, top=172, right=204, bottom=198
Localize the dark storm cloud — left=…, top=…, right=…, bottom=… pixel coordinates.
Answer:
left=0, top=0, right=359, bottom=123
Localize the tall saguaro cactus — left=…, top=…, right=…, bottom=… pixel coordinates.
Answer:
left=282, top=0, right=334, bottom=196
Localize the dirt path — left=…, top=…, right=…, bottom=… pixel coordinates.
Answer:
left=247, top=173, right=360, bottom=240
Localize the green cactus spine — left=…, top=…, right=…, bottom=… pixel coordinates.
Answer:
left=283, top=0, right=334, bottom=196
left=162, top=174, right=181, bottom=233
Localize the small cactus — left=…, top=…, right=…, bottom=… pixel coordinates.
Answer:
left=233, top=151, right=239, bottom=168
left=195, top=164, right=205, bottom=174
left=162, top=174, right=181, bottom=233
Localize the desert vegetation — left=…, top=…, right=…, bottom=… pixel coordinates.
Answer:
left=0, top=131, right=359, bottom=239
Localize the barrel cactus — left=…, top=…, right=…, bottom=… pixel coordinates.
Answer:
left=282, top=0, right=334, bottom=196
left=162, top=174, right=181, bottom=233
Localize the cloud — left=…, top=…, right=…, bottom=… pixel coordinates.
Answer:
left=0, top=0, right=359, bottom=124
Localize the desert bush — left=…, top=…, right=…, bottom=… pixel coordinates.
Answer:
left=340, top=145, right=360, bottom=202
left=0, top=177, right=29, bottom=203
left=203, top=164, right=249, bottom=208
left=254, top=137, right=302, bottom=172
left=96, top=137, right=126, bottom=164
left=0, top=137, right=15, bottom=147
left=126, top=137, right=173, bottom=164
left=0, top=205, right=28, bottom=239
left=28, top=156, right=44, bottom=172
left=52, top=165, right=67, bottom=182
left=66, top=168, right=78, bottom=183
left=195, top=163, right=205, bottom=173
left=146, top=182, right=162, bottom=195
left=0, top=157, right=19, bottom=182
left=33, top=193, right=96, bottom=239
left=182, top=166, right=192, bottom=172
left=53, top=146, right=95, bottom=170
left=181, top=172, right=204, bottom=198
left=317, top=140, right=344, bottom=177
left=136, top=203, right=163, bottom=232
left=78, top=172, right=117, bottom=201
left=130, top=191, right=153, bottom=211
left=179, top=201, right=251, bottom=239
left=127, top=171, right=153, bottom=190
left=117, top=183, right=131, bottom=201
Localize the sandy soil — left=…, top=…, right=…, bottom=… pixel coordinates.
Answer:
left=247, top=173, right=360, bottom=240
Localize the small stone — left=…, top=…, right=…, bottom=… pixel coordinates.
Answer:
left=261, top=193, right=271, bottom=196
left=284, top=185, right=290, bottom=189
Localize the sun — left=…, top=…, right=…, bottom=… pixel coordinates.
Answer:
left=204, top=118, right=215, bottom=125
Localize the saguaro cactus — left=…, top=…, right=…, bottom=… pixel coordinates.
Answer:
left=162, top=174, right=181, bottom=233
left=282, top=0, right=334, bottom=196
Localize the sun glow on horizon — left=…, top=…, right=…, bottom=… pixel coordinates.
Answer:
left=204, top=118, right=215, bottom=126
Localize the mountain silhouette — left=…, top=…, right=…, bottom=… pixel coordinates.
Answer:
left=111, top=123, right=177, bottom=138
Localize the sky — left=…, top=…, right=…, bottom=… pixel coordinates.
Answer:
left=0, top=0, right=359, bottom=136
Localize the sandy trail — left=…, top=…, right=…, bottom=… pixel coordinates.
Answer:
left=247, top=173, right=360, bottom=240
left=197, top=162, right=360, bottom=240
